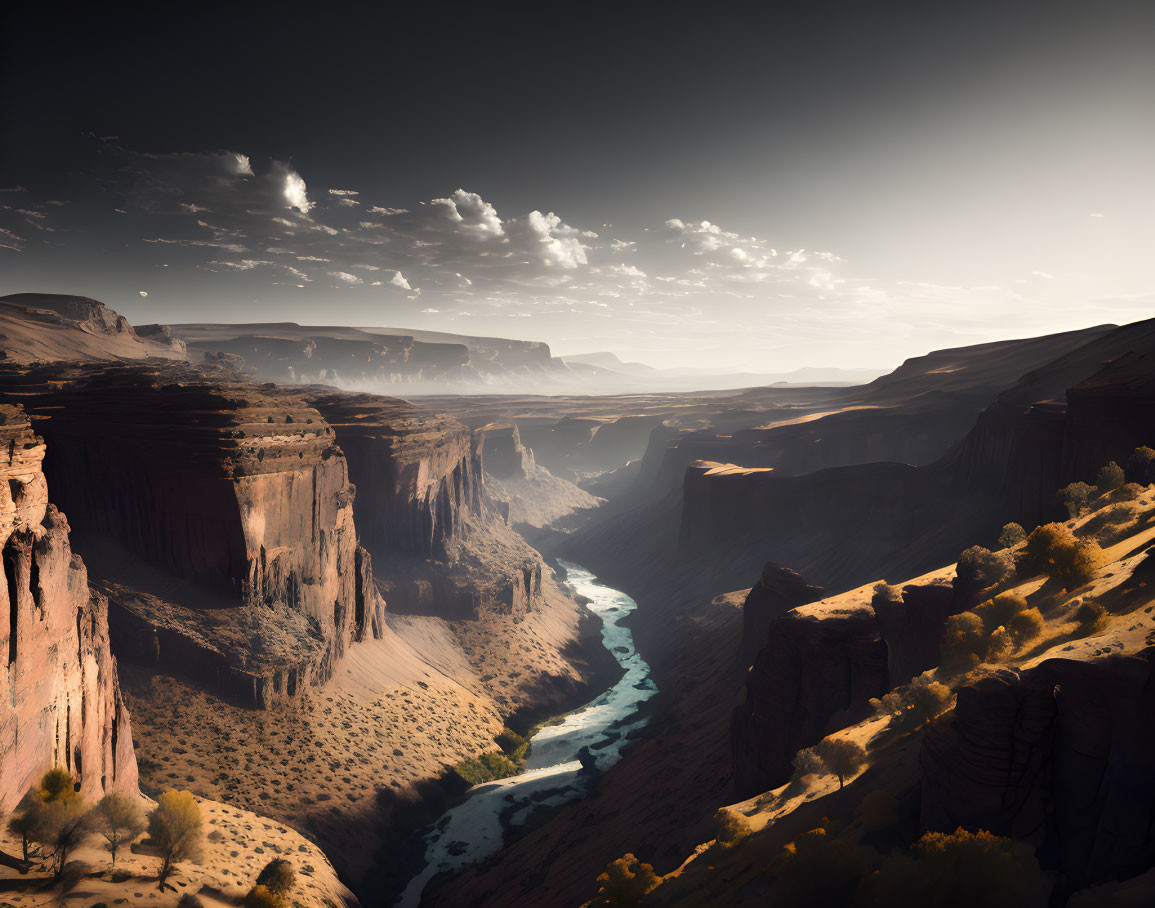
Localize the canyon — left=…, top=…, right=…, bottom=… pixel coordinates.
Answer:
left=3, top=293, right=1155, bottom=907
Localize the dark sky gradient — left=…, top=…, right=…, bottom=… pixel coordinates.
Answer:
left=2, top=1, right=1154, bottom=370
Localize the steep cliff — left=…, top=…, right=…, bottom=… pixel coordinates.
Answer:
left=731, top=583, right=889, bottom=797
left=0, top=403, right=137, bottom=810
left=0, top=363, right=383, bottom=706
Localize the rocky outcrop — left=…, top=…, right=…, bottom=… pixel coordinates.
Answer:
left=738, top=563, right=825, bottom=667
left=0, top=404, right=137, bottom=809
left=476, top=423, right=535, bottom=480
left=921, top=651, right=1155, bottom=889
left=871, top=581, right=962, bottom=687
left=0, top=363, right=384, bottom=705
left=731, top=587, right=889, bottom=798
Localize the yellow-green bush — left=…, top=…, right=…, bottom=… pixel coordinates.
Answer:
left=714, top=806, right=755, bottom=846
left=590, top=854, right=659, bottom=907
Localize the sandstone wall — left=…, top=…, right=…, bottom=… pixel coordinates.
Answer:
left=0, top=404, right=137, bottom=809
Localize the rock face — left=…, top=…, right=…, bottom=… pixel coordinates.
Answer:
left=476, top=423, right=535, bottom=480
left=0, top=403, right=138, bottom=809
left=871, top=582, right=963, bottom=687
left=731, top=586, right=889, bottom=798
left=0, top=363, right=384, bottom=706
left=921, top=651, right=1155, bottom=889
left=738, top=563, right=825, bottom=667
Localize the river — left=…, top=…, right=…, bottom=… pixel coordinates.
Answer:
left=396, top=560, right=657, bottom=907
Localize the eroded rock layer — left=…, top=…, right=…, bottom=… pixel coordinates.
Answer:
left=0, top=404, right=138, bottom=809
left=0, top=364, right=383, bottom=705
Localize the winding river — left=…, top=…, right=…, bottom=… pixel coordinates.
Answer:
left=396, top=560, right=657, bottom=907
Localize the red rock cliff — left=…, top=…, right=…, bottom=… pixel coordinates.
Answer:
left=0, top=403, right=138, bottom=809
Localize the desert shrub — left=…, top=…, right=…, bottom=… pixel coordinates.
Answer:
left=256, top=858, right=295, bottom=897
left=92, top=792, right=146, bottom=865
left=814, top=737, right=867, bottom=789
left=955, top=546, right=1013, bottom=600
left=1058, top=482, right=1095, bottom=518
left=872, top=674, right=953, bottom=729
left=1125, top=446, right=1155, bottom=484
left=973, top=593, right=1028, bottom=634
left=1074, top=599, right=1107, bottom=633
left=7, top=788, right=42, bottom=861
left=871, top=582, right=903, bottom=606
left=765, top=827, right=871, bottom=908
left=1020, top=523, right=1103, bottom=588
left=858, top=827, right=1050, bottom=908
left=998, top=522, right=1026, bottom=549
left=176, top=896, right=205, bottom=908
left=1096, top=461, right=1125, bottom=495
left=148, top=790, right=203, bottom=889
left=452, top=751, right=519, bottom=785
left=590, top=853, right=660, bottom=907
left=243, top=885, right=285, bottom=908
left=986, top=627, right=1014, bottom=663
left=714, top=806, right=755, bottom=846
left=1110, top=482, right=1144, bottom=503
left=19, top=769, right=89, bottom=878
left=495, top=727, right=528, bottom=761
left=1007, top=607, right=1045, bottom=646
left=941, top=612, right=986, bottom=670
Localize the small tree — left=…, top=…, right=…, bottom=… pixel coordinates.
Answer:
left=93, top=792, right=146, bottom=866
left=590, top=853, right=660, bottom=907
left=148, top=790, right=203, bottom=890
left=255, top=858, right=295, bottom=898
left=998, top=523, right=1026, bottom=549
left=1095, top=462, right=1125, bottom=496
left=1020, top=523, right=1103, bottom=588
left=1125, top=446, right=1155, bottom=485
left=243, top=885, right=284, bottom=908
left=20, top=769, right=88, bottom=879
left=872, top=674, right=953, bottom=729
left=814, top=737, right=867, bottom=789
left=1058, top=482, right=1095, bottom=518
left=7, top=789, right=41, bottom=862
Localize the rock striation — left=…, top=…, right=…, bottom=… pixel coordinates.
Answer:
left=738, top=563, right=825, bottom=667
left=0, top=363, right=384, bottom=706
left=0, top=403, right=138, bottom=809
left=921, top=650, right=1155, bottom=889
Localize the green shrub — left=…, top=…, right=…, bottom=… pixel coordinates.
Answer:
left=986, top=627, right=1014, bottom=663
left=452, top=751, right=519, bottom=785
left=871, top=582, right=903, bottom=606
left=17, top=769, right=89, bottom=878
left=590, top=854, right=659, bottom=907
left=998, top=523, right=1026, bottom=549
left=814, top=737, right=867, bottom=789
left=1096, top=462, right=1125, bottom=495
left=872, top=674, right=953, bottom=729
left=495, top=727, right=529, bottom=761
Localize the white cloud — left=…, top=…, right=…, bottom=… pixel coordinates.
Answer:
left=328, top=271, right=363, bottom=285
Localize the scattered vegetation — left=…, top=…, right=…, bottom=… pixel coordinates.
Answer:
left=1074, top=599, right=1107, bottom=634
left=1095, top=461, right=1125, bottom=496
left=92, top=791, right=147, bottom=865
left=148, top=789, right=204, bottom=889
left=590, top=853, right=660, bottom=907
left=714, top=806, right=755, bottom=847
left=871, top=582, right=903, bottom=607
left=997, top=522, right=1026, bottom=549
left=243, top=883, right=285, bottom=908
left=1020, top=522, right=1104, bottom=588
left=766, top=826, right=872, bottom=908
left=11, top=768, right=90, bottom=879
left=1125, top=445, right=1155, bottom=484
left=941, top=612, right=987, bottom=670
left=495, top=727, right=529, bottom=762
left=1058, top=481, right=1095, bottom=518
left=954, top=546, right=1013, bottom=600
left=256, top=857, right=296, bottom=897
left=451, top=751, right=520, bottom=785
left=871, top=673, right=954, bottom=730
left=814, top=737, right=868, bottom=789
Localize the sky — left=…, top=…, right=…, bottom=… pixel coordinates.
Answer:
left=2, top=1, right=1154, bottom=372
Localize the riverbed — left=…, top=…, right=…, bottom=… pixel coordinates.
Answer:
left=395, top=560, right=657, bottom=907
